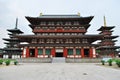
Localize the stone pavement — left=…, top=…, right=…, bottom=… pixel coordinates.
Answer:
left=0, top=63, right=120, bottom=80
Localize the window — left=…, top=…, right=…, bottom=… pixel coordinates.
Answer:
left=42, top=33, right=48, bottom=35
left=49, top=33, right=55, bottom=35
left=38, top=49, right=43, bottom=55
left=49, top=26, right=55, bottom=30
left=42, top=27, right=48, bottom=30
left=48, top=22, right=54, bottom=25
left=76, top=49, right=81, bottom=55
left=71, top=33, right=77, bottom=35
left=68, top=49, right=73, bottom=55
left=75, top=39, right=80, bottom=43
left=74, top=21, right=79, bottom=25
left=65, top=39, right=72, bottom=43
left=56, top=33, right=63, bottom=35
left=65, top=22, right=71, bottom=25
left=64, top=33, right=70, bottom=35
left=39, top=39, right=44, bottom=43
left=46, top=39, right=53, bottom=43
left=82, top=39, right=87, bottom=43
left=40, top=22, right=46, bottom=25
left=45, top=49, right=51, bottom=55
left=32, top=39, right=37, bottom=43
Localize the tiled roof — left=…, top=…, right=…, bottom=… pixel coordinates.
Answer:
left=38, top=15, right=83, bottom=18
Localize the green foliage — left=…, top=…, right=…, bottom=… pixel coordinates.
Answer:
left=116, top=60, right=120, bottom=67
left=5, top=60, right=10, bottom=66
left=0, top=59, right=3, bottom=65
left=101, top=60, right=105, bottom=65
left=14, top=61, right=18, bottom=65
left=108, top=59, right=113, bottom=66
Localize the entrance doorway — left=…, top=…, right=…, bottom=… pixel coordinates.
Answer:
left=55, top=49, right=63, bottom=57
left=84, top=49, right=89, bottom=57
left=56, top=52, right=63, bottom=57
left=29, top=49, right=35, bottom=57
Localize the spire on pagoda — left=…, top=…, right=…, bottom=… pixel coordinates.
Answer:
left=15, top=18, right=18, bottom=29
left=104, top=16, right=106, bottom=27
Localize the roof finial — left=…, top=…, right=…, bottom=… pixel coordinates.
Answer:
left=15, top=18, right=18, bottom=29
left=104, top=16, right=106, bottom=27
left=78, top=12, right=80, bottom=16
left=39, top=12, right=43, bottom=16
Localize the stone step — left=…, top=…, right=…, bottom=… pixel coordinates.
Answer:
left=52, top=57, right=65, bottom=63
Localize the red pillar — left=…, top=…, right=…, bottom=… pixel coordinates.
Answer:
left=63, top=48, right=67, bottom=58
left=26, top=47, right=29, bottom=58
left=89, top=47, right=93, bottom=58
left=35, top=47, right=38, bottom=58
left=81, top=47, right=84, bottom=58
left=74, top=47, right=76, bottom=58
left=43, top=48, right=45, bottom=58
left=51, top=48, right=55, bottom=57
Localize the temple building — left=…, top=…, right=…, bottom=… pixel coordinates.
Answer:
left=15, top=14, right=103, bottom=58
left=97, top=16, right=120, bottom=57
left=3, top=18, right=23, bottom=58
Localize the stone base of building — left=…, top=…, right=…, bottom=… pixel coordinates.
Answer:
left=65, top=58, right=102, bottom=63
left=3, top=55, right=21, bottom=59
left=16, top=58, right=52, bottom=63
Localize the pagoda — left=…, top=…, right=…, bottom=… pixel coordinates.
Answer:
left=16, top=14, right=103, bottom=58
left=3, top=18, right=23, bottom=58
left=97, top=16, right=120, bottom=57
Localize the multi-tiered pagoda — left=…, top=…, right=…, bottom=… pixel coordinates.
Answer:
left=97, top=16, right=120, bottom=57
left=3, top=18, right=23, bottom=58
left=16, top=14, right=102, bottom=58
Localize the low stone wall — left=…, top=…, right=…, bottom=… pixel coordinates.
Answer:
left=65, top=58, right=102, bottom=63
left=16, top=58, right=52, bottom=63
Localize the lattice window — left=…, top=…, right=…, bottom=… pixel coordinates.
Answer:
left=74, top=21, right=79, bottom=25
left=40, top=22, right=46, bottom=25
left=68, top=49, right=73, bottom=55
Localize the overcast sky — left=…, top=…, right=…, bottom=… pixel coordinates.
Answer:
left=0, top=0, right=120, bottom=48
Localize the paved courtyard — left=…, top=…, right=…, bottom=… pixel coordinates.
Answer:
left=0, top=63, right=120, bottom=80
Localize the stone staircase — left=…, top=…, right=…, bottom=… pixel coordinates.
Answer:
left=52, top=57, right=65, bottom=63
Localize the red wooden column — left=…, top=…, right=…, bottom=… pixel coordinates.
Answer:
left=43, top=47, right=45, bottom=58
left=26, top=47, right=29, bottom=58
left=89, top=47, right=93, bottom=58
left=51, top=48, right=55, bottom=57
left=73, top=47, right=76, bottom=58
left=63, top=48, right=67, bottom=58
left=35, top=47, right=38, bottom=58
left=81, top=47, right=84, bottom=58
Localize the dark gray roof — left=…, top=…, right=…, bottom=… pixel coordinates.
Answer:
left=7, top=29, right=23, bottom=33
left=38, top=15, right=85, bottom=18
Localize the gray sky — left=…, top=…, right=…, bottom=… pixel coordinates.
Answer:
left=0, top=0, right=120, bottom=48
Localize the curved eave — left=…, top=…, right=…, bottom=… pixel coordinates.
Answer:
left=98, top=46, right=120, bottom=49
left=18, top=43, right=98, bottom=47
left=4, top=48, right=22, bottom=51
left=7, top=29, right=23, bottom=33
left=3, top=38, right=19, bottom=41
left=99, top=30, right=113, bottom=34
left=25, top=16, right=94, bottom=25
left=97, top=26, right=115, bottom=31
left=104, top=36, right=119, bottom=39
left=4, top=42, right=18, bottom=44
left=15, top=34, right=103, bottom=42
